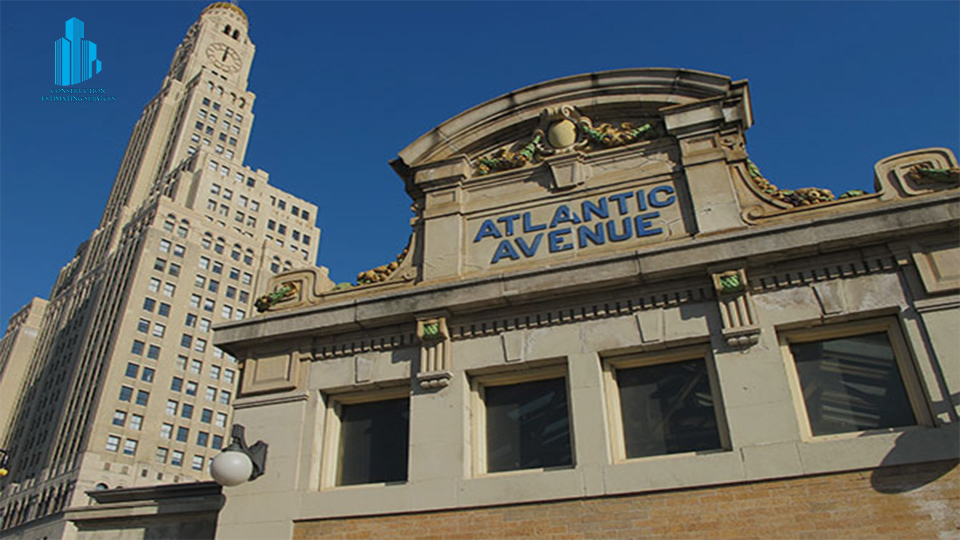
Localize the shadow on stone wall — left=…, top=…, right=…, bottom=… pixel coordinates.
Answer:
left=869, top=422, right=959, bottom=493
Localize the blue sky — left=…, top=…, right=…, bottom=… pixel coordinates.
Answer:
left=1, top=1, right=958, bottom=325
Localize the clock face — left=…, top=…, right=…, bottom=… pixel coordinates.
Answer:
left=205, top=43, right=242, bottom=74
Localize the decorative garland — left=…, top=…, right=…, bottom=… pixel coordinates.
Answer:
left=746, top=160, right=867, bottom=207
left=473, top=106, right=657, bottom=176
left=907, top=165, right=960, bottom=183
left=356, top=246, right=409, bottom=285
left=254, top=283, right=296, bottom=313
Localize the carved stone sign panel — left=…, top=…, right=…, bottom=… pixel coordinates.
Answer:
left=465, top=179, right=686, bottom=271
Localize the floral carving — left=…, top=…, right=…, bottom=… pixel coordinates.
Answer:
left=356, top=246, right=409, bottom=285
left=475, top=135, right=543, bottom=176
left=254, top=282, right=297, bottom=313
left=473, top=105, right=658, bottom=176
left=746, top=160, right=868, bottom=207
left=906, top=164, right=960, bottom=183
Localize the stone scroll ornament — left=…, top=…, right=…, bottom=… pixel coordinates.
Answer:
left=253, top=282, right=297, bottom=313
left=474, top=106, right=659, bottom=176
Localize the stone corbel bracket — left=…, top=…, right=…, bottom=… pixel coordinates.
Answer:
left=711, top=268, right=760, bottom=348
left=415, top=313, right=453, bottom=389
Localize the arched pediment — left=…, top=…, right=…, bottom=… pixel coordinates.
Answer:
left=394, top=68, right=747, bottom=171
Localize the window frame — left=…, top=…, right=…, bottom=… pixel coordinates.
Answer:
left=602, top=346, right=729, bottom=464
left=779, top=317, right=931, bottom=441
left=470, top=364, right=574, bottom=477
left=320, top=385, right=411, bottom=489
left=105, top=435, right=121, bottom=452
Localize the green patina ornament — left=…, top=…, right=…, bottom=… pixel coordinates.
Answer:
left=718, top=273, right=744, bottom=294
left=333, top=283, right=353, bottom=291
left=579, top=121, right=653, bottom=147
left=838, top=189, right=868, bottom=199
left=421, top=322, right=440, bottom=338
left=254, top=284, right=294, bottom=313
left=908, top=166, right=960, bottom=183
left=624, top=123, right=652, bottom=139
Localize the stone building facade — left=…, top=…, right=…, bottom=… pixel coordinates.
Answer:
left=213, top=69, right=959, bottom=539
left=0, top=4, right=330, bottom=539
left=0, top=299, right=48, bottom=446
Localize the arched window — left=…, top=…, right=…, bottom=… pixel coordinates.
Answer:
left=224, top=25, right=232, bottom=35
left=232, top=30, right=240, bottom=40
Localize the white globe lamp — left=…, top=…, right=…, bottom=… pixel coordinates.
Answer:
left=211, top=450, right=254, bottom=487
left=210, top=424, right=268, bottom=487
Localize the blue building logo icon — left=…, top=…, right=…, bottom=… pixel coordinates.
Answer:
left=54, top=18, right=101, bottom=86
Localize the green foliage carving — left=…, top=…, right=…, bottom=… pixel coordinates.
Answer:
left=254, top=284, right=294, bottom=313
left=421, top=322, right=440, bottom=338
left=718, top=273, right=744, bottom=294
left=907, top=165, right=960, bottom=183
left=746, top=160, right=871, bottom=207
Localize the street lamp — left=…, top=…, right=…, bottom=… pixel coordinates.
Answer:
left=210, top=424, right=268, bottom=487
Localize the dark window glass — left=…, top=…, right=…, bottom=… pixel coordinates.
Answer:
left=136, top=390, right=150, bottom=406
left=485, top=378, right=572, bottom=473
left=617, top=359, right=721, bottom=459
left=791, top=332, right=915, bottom=436
left=336, top=398, right=409, bottom=486
left=147, top=345, right=161, bottom=360
left=125, top=363, right=139, bottom=378
left=176, top=427, right=189, bottom=442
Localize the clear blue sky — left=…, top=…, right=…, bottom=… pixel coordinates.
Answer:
left=1, top=1, right=958, bottom=325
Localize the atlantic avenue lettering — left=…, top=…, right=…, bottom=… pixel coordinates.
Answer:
left=473, top=185, right=677, bottom=264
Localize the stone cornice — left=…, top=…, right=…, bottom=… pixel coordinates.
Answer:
left=213, top=192, right=958, bottom=351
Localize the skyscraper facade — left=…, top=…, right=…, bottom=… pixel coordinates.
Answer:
left=0, top=4, right=329, bottom=537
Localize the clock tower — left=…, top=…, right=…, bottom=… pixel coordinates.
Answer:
left=0, top=5, right=325, bottom=535
left=101, top=2, right=258, bottom=228
left=168, top=2, right=254, bottom=88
